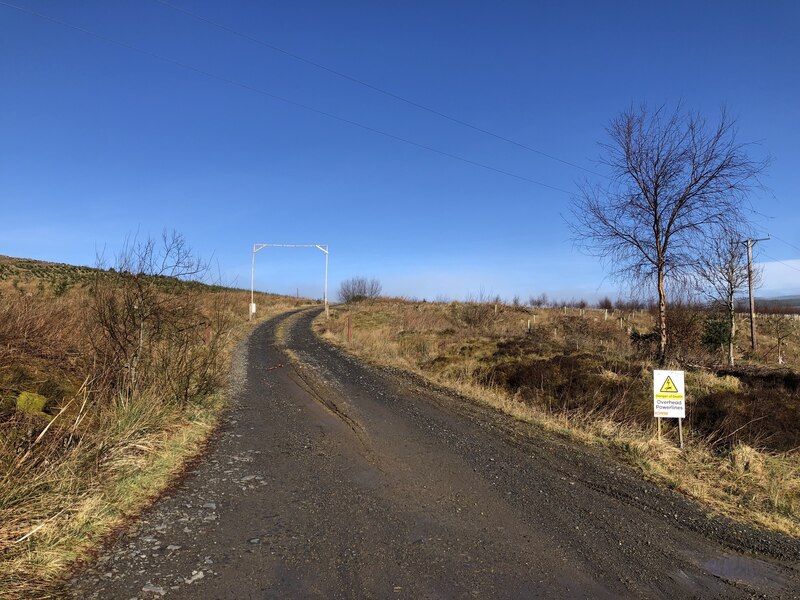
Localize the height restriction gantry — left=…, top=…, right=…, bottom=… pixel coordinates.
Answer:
left=250, top=243, right=329, bottom=319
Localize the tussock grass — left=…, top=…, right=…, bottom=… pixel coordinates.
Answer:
left=316, top=299, right=800, bottom=538
left=0, top=393, right=217, bottom=597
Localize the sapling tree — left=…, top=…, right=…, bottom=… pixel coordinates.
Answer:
left=695, top=226, right=757, bottom=366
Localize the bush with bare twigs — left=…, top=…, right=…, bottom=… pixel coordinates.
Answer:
left=338, top=276, right=382, bottom=303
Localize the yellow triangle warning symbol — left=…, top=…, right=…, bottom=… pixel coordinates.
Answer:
left=659, top=376, right=679, bottom=393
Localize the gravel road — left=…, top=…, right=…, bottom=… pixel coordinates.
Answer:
left=70, top=308, right=800, bottom=599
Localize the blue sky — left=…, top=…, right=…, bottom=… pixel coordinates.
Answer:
left=1, top=1, right=798, bottom=301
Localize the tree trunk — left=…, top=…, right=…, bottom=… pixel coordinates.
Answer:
left=728, top=304, right=736, bottom=367
left=657, top=268, right=667, bottom=364
left=728, top=295, right=736, bottom=367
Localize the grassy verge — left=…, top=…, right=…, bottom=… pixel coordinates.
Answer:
left=0, top=253, right=312, bottom=599
left=315, top=300, right=799, bottom=538
left=1, top=392, right=222, bottom=598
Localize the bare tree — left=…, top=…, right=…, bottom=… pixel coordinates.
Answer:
left=529, top=293, right=548, bottom=308
left=695, top=226, right=757, bottom=366
left=571, top=104, right=766, bottom=362
left=338, top=277, right=382, bottom=303
left=89, top=231, right=219, bottom=403
left=762, top=307, right=798, bottom=365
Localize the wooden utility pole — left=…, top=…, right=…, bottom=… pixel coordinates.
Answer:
left=743, top=236, right=770, bottom=351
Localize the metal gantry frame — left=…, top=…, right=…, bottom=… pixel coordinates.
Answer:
left=250, top=243, right=329, bottom=319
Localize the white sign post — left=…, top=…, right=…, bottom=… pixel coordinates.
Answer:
left=653, top=369, right=686, bottom=449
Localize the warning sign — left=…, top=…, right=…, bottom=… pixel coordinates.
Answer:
left=659, top=376, right=679, bottom=394
left=653, top=370, right=685, bottom=418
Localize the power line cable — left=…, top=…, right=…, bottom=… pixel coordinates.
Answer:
left=152, top=0, right=606, bottom=179
left=0, top=0, right=573, bottom=195
left=760, top=252, right=800, bottom=273
left=746, top=207, right=776, bottom=221
left=750, top=222, right=800, bottom=254
left=771, top=234, right=800, bottom=254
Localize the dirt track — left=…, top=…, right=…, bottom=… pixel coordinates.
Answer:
left=70, top=308, right=800, bottom=599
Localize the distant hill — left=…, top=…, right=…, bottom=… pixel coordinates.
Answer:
left=0, top=255, right=250, bottom=296
left=0, top=254, right=96, bottom=273
left=0, top=255, right=98, bottom=291
left=757, top=295, right=800, bottom=311
left=734, top=294, right=800, bottom=313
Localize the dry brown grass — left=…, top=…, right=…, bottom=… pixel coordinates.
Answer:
left=0, top=256, right=312, bottom=599
left=316, top=299, right=800, bottom=538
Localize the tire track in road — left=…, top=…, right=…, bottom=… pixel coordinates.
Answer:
left=69, top=308, right=800, bottom=599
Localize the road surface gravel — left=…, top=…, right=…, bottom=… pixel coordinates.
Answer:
left=69, top=308, right=800, bottom=599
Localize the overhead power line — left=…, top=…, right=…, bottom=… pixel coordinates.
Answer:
left=0, top=1, right=572, bottom=195
left=153, top=0, right=606, bottom=179
left=751, top=223, right=800, bottom=254
left=771, top=234, right=800, bottom=254
left=746, top=207, right=776, bottom=221
left=760, top=252, right=800, bottom=274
